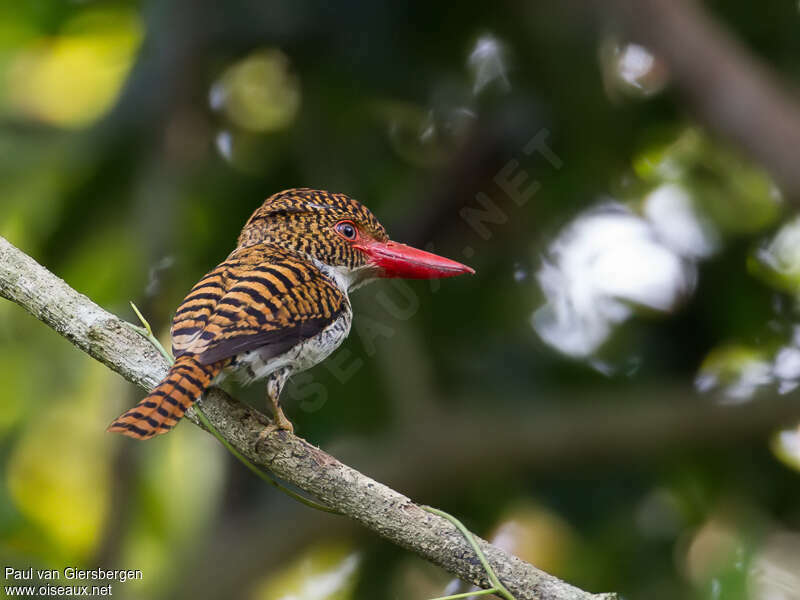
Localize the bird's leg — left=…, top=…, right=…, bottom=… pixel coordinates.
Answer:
left=259, top=368, right=294, bottom=441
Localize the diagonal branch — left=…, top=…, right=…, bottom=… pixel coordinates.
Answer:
left=0, top=235, right=615, bottom=600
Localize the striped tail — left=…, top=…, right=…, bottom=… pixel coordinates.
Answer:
left=108, top=355, right=220, bottom=440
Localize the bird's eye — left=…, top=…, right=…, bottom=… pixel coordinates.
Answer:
left=334, top=221, right=358, bottom=241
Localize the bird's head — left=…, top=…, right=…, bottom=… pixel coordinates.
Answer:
left=237, top=188, right=474, bottom=289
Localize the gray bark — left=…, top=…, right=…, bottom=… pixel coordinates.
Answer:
left=0, top=235, right=615, bottom=600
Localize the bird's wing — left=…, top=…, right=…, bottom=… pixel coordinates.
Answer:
left=170, top=245, right=346, bottom=365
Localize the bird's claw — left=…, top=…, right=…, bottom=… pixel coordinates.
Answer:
left=269, top=402, right=295, bottom=434
left=275, top=413, right=295, bottom=434
left=255, top=414, right=295, bottom=448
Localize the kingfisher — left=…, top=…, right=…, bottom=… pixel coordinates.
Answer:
left=108, top=188, right=474, bottom=439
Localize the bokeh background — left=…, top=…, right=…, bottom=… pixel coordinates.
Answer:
left=2, top=1, right=800, bottom=599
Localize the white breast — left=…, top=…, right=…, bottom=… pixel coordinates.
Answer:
left=216, top=259, right=366, bottom=386
left=224, top=302, right=353, bottom=384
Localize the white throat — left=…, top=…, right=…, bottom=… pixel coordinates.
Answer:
left=311, top=258, right=376, bottom=294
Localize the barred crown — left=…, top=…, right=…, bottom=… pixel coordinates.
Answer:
left=236, top=188, right=388, bottom=270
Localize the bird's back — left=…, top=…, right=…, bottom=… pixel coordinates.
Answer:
left=109, top=243, right=349, bottom=439
left=108, top=187, right=472, bottom=440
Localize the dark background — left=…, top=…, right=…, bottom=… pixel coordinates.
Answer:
left=1, top=1, right=799, bottom=599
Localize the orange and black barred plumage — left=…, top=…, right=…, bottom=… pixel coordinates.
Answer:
left=109, top=188, right=473, bottom=440
left=108, top=356, right=221, bottom=439
left=169, top=245, right=346, bottom=364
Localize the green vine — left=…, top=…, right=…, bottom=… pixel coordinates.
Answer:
left=129, top=303, right=512, bottom=599
left=423, top=506, right=516, bottom=600
left=128, top=302, right=339, bottom=515
left=428, top=590, right=501, bottom=600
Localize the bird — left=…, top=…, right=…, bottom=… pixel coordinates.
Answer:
left=108, top=188, right=474, bottom=440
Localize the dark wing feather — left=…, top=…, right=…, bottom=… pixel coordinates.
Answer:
left=195, top=316, right=335, bottom=365
left=170, top=244, right=345, bottom=365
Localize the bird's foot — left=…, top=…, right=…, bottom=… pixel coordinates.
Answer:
left=256, top=424, right=278, bottom=447
left=268, top=395, right=294, bottom=434
left=256, top=410, right=295, bottom=447
left=272, top=409, right=295, bottom=434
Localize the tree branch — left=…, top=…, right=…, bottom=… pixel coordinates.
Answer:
left=0, top=235, right=615, bottom=600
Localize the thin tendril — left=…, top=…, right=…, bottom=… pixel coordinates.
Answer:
left=193, top=405, right=339, bottom=514
left=427, top=588, right=501, bottom=600
left=422, top=506, right=516, bottom=600
left=128, top=302, right=340, bottom=516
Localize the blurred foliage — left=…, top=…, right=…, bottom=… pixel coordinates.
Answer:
left=1, top=1, right=800, bottom=600
left=4, top=7, right=142, bottom=128
left=7, top=362, right=115, bottom=560
left=212, top=49, right=301, bottom=133
left=250, top=543, right=359, bottom=600
left=632, top=128, right=782, bottom=235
